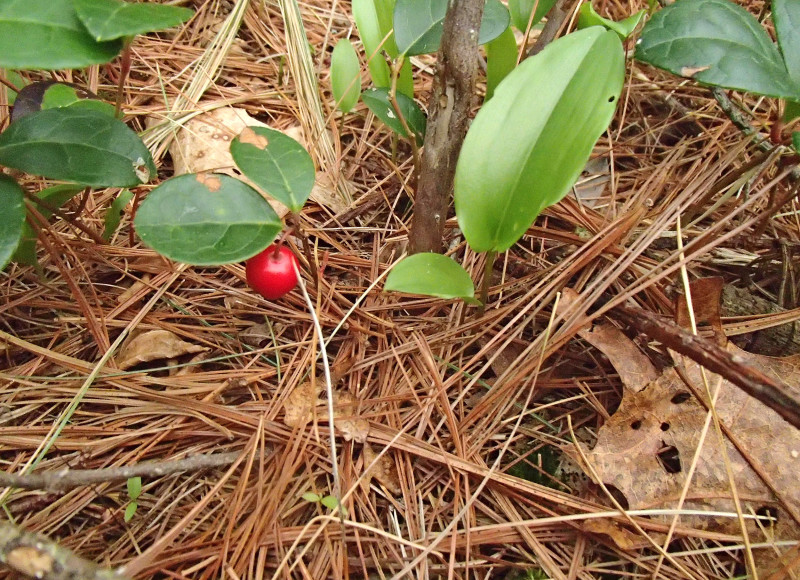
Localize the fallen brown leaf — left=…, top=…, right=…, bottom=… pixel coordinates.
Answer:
left=362, top=443, right=402, bottom=495
left=116, top=330, right=207, bottom=370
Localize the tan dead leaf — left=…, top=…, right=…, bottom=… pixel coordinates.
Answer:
left=680, top=65, right=711, bottom=77
left=172, top=352, right=210, bottom=376
left=283, top=380, right=319, bottom=428
left=116, top=330, right=207, bottom=370
left=580, top=322, right=659, bottom=393
left=332, top=390, right=370, bottom=442
left=239, top=322, right=273, bottom=348
left=195, top=172, right=221, bottom=192
left=582, top=519, right=661, bottom=550
left=7, top=546, right=54, bottom=577
left=362, top=443, right=402, bottom=495
left=238, top=127, right=268, bottom=149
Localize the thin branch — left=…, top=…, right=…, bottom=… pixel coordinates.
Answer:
left=527, top=0, right=579, bottom=57
left=0, top=451, right=240, bottom=493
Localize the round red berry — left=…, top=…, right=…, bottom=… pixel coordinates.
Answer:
left=246, top=244, right=299, bottom=300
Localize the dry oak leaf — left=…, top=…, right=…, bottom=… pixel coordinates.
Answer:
left=362, top=443, right=402, bottom=495
left=116, top=330, right=207, bottom=370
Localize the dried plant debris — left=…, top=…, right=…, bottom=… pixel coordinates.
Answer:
left=116, top=329, right=207, bottom=370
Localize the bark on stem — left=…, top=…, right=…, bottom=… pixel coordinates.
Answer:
left=408, top=0, right=484, bottom=254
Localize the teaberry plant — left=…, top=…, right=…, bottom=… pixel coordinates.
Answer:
left=362, top=1, right=636, bottom=307
left=635, top=0, right=800, bottom=152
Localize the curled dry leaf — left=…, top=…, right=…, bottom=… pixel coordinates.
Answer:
left=239, top=322, right=273, bottom=348
left=362, top=443, right=402, bottom=495
left=116, top=329, right=207, bottom=370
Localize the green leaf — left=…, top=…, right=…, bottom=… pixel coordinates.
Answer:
left=785, top=100, right=800, bottom=124
left=230, top=127, right=316, bottom=213
left=301, top=492, right=322, bottom=502
left=384, top=253, right=476, bottom=301
left=0, top=175, right=26, bottom=271
left=485, top=26, right=517, bottom=101
left=320, top=495, right=348, bottom=516
left=13, top=184, right=85, bottom=267
left=635, top=0, right=800, bottom=100
left=0, top=108, right=155, bottom=187
left=793, top=131, right=800, bottom=155
left=126, top=476, right=142, bottom=500
left=134, top=173, right=283, bottom=266
left=41, top=83, right=116, bottom=117
left=508, top=0, right=556, bottom=32
left=2, top=70, right=26, bottom=105
left=352, top=0, right=392, bottom=89
left=331, top=39, right=362, bottom=114
left=0, top=0, right=122, bottom=69
left=773, top=0, right=800, bottom=86
left=394, top=0, right=510, bottom=56
left=73, top=0, right=193, bottom=42
left=455, top=27, right=624, bottom=252
left=361, top=87, right=426, bottom=145
left=123, top=501, right=138, bottom=522
left=577, top=3, right=645, bottom=39
left=103, top=188, right=133, bottom=241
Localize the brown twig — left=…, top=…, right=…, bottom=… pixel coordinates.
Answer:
left=613, top=303, right=800, bottom=429
left=527, top=0, right=579, bottom=57
left=0, top=451, right=240, bottom=493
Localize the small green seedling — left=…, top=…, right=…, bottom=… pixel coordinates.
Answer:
left=302, top=492, right=349, bottom=517
left=123, top=476, right=142, bottom=523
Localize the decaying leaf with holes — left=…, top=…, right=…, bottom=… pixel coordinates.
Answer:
left=568, top=285, right=800, bottom=574
left=116, top=330, right=207, bottom=370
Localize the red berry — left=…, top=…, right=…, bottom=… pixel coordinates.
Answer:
left=246, top=244, right=299, bottom=300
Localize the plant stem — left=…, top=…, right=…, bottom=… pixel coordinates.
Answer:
left=289, top=212, right=319, bottom=289
left=114, top=42, right=132, bottom=119
left=478, top=250, right=496, bottom=316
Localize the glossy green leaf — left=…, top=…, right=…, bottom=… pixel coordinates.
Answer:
left=361, top=87, right=426, bottom=145
left=0, top=108, right=155, bottom=187
left=508, top=0, right=556, bottom=32
left=73, top=0, right=194, bottom=42
left=353, top=0, right=410, bottom=95
left=126, top=476, right=142, bottom=500
left=394, top=0, right=510, bottom=56
left=134, top=173, right=283, bottom=266
left=123, top=501, right=138, bottom=522
left=230, top=126, right=316, bottom=213
left=485, top=26, right=517, bottom=101
left=635, top=0, right=800, bottom=100
left=0, top=175, right=26, bottom=270
left=302, top=492, right=322, bottom=502
left=331, top=39, right=362, bottom=113
left=13, top=184, right=85, bottom=267
left=455, top=27, right=624, bottom=252
left=577, top=3, right=645, bottom=39
left=0, top=0, right=122, bottom=69
left=773, top=0, right=800, bottom=86
left=103, top=188, right=133, bottom=241
left=385, top=253, right=476, bottom=301
left=41, top=83, right=116, bottom=117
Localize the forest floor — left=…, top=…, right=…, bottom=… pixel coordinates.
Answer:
left=2, top=0, right=800, bottom=578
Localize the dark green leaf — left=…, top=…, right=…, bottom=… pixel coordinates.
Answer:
left=384, top=253, right=476, bottom=302
left=485, top=26, right=517, bottom=101
left=577, top=3, right=645, bottom=39
left=13, top=184, right=85, bottom=267
left=41, top=83, right=115, bottom=117
left=0, top=108, right=155, bottom=187
left=455, top=27, right=624, bottom=252
left=635, top=0, right=800, bottom=99
left=11, top=81, right=105, bottom=123
left=0, top=0, right=121, bottom=69
left=73, top=0, right=193, bottom=42
left=508, top=0, right=556, bottom=32
left=123, top=501, right=137, bottom=522
left=134, top=173, right=283, bottom=266
left=361, top=87, right=426, bottom=145
left=331, top=39, right=362, bottom=114
left=394, top=0, right=510, bottom=56
left=773, top=0, right=800, bottom=86
left=230, top=127, right=316, bottom=213
left=126, top=476, right=142, bottom=500
left=0, top=175, right=26, bottom=270
left=103, top=188, right=133, bottom=241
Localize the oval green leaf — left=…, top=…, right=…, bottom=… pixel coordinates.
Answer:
left=74, top=0, right=194, bottom=42
left=485, top=26, right=517, bottom=101
left=302, top=492, right=322, bottom=502
left=331, top=39, right=362, bottom=114
left=352, top=0, right=393, bottom=88
left=773, top=0, right=800, bottom=86
left=230, top=127, right=315, bottom=213
left=123, top=501, right=138, bottom=523
left=635, top=0, right=800, bottom=100
left=134, top=173, right=283, bottom=266
left=0, top=108, right=156, bottom=187
left=508, top=0, right=556, bottom=32
left=385, top=253, right=476, bottom=301
left=577, top=3, right=645, bottom=39
left=0, top=175, right=26, bottom=270
left=103, top=188, right=134, bottom=241
left=41, top=83, right=115, bottom=117
left=455, top=27, right=624, bottom=253
left=361, top=87, right=426, bottom=145
left=394, top=0, right=510, bottom=56
left=126, top=476, right=142, bottom=500
left=0, top=0, right=121, bottom=69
